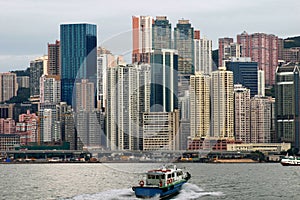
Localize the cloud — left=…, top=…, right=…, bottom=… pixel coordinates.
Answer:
left=0, top=0, right=299, bottom=69
left=0, top=54, right=40, bottom=72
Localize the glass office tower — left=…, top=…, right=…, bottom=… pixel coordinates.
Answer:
left=60, top=23, right=97, bottom=106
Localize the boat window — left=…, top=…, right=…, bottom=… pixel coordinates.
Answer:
left=172, top=173, right=175, bottom=177
left=167, top=174, right=171, bottom=178
left=161, top=174, right=165, bottom=179
left=148, top=174, right=155, bottom=179
left=155, top=175, right=159, bottom=179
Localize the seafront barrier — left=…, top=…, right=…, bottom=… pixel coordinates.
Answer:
left=0, top=149, right=284, bottom=163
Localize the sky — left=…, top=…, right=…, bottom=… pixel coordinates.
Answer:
left=0, top=0, right=299, bottom=72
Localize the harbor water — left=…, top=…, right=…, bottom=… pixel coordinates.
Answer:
left=0, top=163, right=299, bottom=200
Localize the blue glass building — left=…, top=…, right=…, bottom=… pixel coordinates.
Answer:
left=174, top=20, right=194, bottom=75
left=150, top=49, right=178, bottom=112
left=226, top=60, right=258, bottom=97
left=152, top=16, right=172, bottom=50
left=60, top=23, right=97, bottom=106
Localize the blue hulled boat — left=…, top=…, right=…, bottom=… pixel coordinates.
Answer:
left=132, top=165, right=191, bottom=199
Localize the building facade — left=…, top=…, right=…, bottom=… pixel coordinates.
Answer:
left=150, top=49, right=178, bottom=112
left=143, top=111, right=179, bottom=151
left=0, top=104, right=14, bottom=119
left=39, top=103, right=57, bottom=143
left=237, top=31, right=279, bottom=86
left=30, top=56, right=47, bottom=97
left=275, top=64, right=300, bottom=149
left=60, top=23, right=97, bottom=106
left=0, top=72, right=18, bottom=102
left=56, top=102, right=77, bottom=150
left=218, top=37, right=235, bottom=67
left=132, top=16, right=153, bottom=63
left=226, top=57, right=258, bottom=97
left=76, top=110, right=102, bottom=148
left=211, top=67, right=234, bottom=139
left=194, top=37, right=212, bottom=75
left=0, top=118, right=16, bottom=134
left=40, top=75, right=61, bottom=104
left=250, top=96, right=272, bottom=143
left=75, top=79, right=94, bottom=112
left=0, top=134, right=20, bottom=151
left=96, top=48, right=124, bottom=110
left=174, top=19, right=194, bottom=74
left=106, top=64, right=151, bottom=150
left=16, top=110, right=38, bottom=145
left=47, top=40, right=60, bottom=76
left=234, top=84, right=251, bottom=143
left=152, top=16, right=172, bottom=50
left=282, top=47, right=300, bottom=63
left=189, top=72, right=210, bottom=139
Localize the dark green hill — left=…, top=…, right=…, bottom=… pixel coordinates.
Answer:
left=10, top=67, right=30, bottom=76
left=284, top=36, right=300, bottom=48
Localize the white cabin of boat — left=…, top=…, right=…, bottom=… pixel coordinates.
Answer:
left=143, top=165, right=185, bottom=187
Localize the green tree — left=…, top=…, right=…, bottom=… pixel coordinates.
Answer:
left=5, top=87, right=30, bottom=103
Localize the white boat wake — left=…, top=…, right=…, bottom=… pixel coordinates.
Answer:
left=65, top=183, right=223, bottom=200
left=174, top=183, right=224, bottom=199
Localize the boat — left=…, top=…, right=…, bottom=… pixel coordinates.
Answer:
left=280, top=156, right=300, bottom=166
left=132, top=165, right=191, bottom=199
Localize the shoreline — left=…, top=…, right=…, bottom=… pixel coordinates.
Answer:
left=0, top=160, right=279, bottom=164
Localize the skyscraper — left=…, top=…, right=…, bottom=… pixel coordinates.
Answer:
left=226, top=57, right=258, bottom=97
left=250, top=96, right=272, bottom=143
left=152, top=16, right=172, bottom=50
left=174, top=19, right=194, bottom=135
left=150, top=49, right=178, bottom=112
left=194, top=36, right=212, bottom=75
left=211, top=67, right=234, bottom=139
left=106, top=64, right=151, bottom=150
left=132, top=16, right=153, bottom=63
left=0, top=73, right=18, bottom=102
left=75, top=79, right=94, bottom=112
left=56, top=102, right=77, bottom=150
left=47, top=40, right=60, bottom=76
left=234, top=84, right=250, bottom=143
left=174, top=19, right=194, bottom=74
left=275, top=63, right=300, bottom=149
left=97, top=47, right=123, bottom=110
left=189, top=72, right=210, bottom=139
left=237, top=31, right=279, bottom=86
left=60, top=23, right=97, bottom=106
left=218, top=37, right=233, bottom=67
left=40, top=75, right=61, bottom=104
left=76, top=110, right=102, bottom=148
left=143, top=111, right=180, bottom=151
left=74, top=79, right=98, bottom=148
left=30, top=56, right=47, bottom=97
left=39, top=103, right=57, bottom=143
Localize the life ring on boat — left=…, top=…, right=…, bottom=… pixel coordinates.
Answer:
left=159, top=180, right=162, bottom=187
left=167, top=179, right=170, bottom=184
left=139, top=180, right=144, bottom=187
left=170, top=179, right=173, bottom=184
